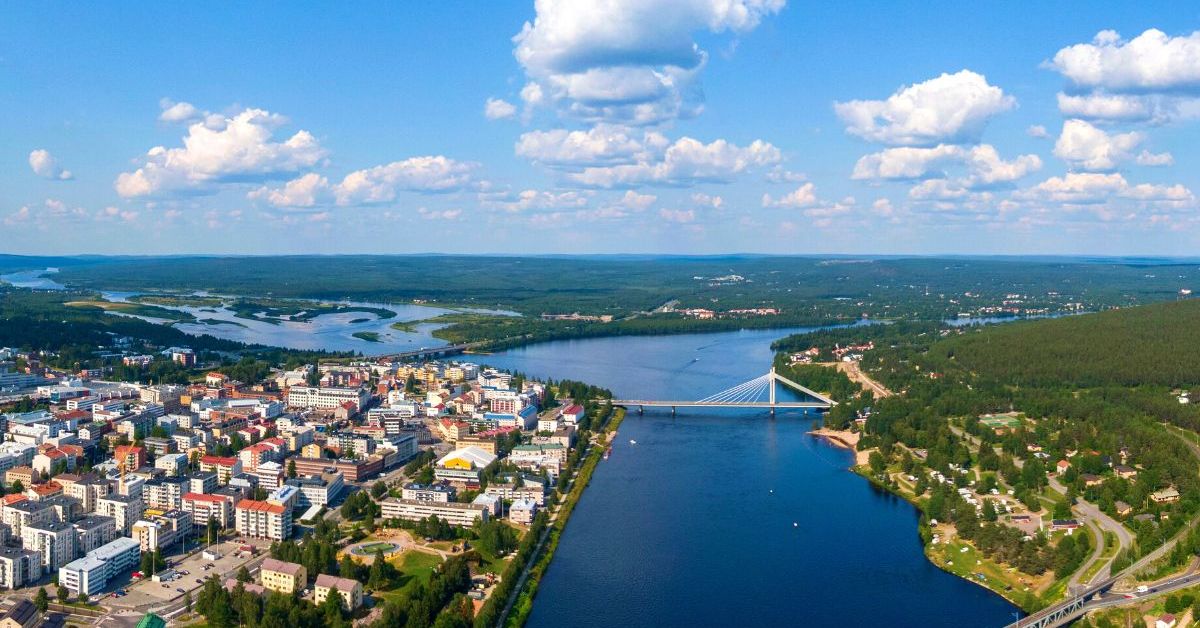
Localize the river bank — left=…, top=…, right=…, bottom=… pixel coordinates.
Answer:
left=838, top=433, right=1047, bottom=614
left=807, top=428, right=871, bottom=466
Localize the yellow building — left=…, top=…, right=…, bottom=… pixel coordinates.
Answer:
left=314, top=574, right=362, bottom=610
left=300, top=443, right=324, bottom=459
left=260, top=558, right=306, bottom=594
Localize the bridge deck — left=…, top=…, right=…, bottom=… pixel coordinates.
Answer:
left=612, top=400, right=831, bottom=409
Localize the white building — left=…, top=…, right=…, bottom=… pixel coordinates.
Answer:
left=21, top=520, right=76, bottom=575
left=154, top=453, right=189, bottom=476
left=510, top=499, right=537, bottom=525
left=380, top=497, right=489, bottom=527
left=0, top=547, right=40, bottom=590
left=285, top=472, right=344, bottom=510
left=95, top=494, right=144, bottom=535
left=285, top=386, right=368, bottom=411
left=58, top=536, right=141, bottom=596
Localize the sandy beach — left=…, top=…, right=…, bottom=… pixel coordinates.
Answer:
left=808, top=428, right=871, bottom=466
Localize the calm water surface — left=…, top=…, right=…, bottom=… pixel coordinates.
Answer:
left=484, top=329, right=1019, bottom=628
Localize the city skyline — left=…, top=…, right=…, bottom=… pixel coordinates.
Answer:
left=5, top=2, right=1200, bottom=256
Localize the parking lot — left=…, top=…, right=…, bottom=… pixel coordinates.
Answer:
left=105, top=538, right=272, bottom=611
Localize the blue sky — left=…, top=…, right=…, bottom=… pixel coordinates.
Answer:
left=4, top=1, right=1200, bottom=256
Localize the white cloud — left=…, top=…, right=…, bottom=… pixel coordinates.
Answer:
left=834, top=70, right=1015, bottom=146
left=850, top=145, right=963, bottom=180
left=659, top=207, right=696, bottom=223
left=1049, top=29, right=1200, bottom=91
left=248, top=172, right=330, bottom=208
left=565, top=136, right=781, bottom=187
left=1055, top=92, right=1152, bottom=122
left=1052, top=119, right=1142, bottom=171
left=4, top=198, right=89, bottom=226
left=335, top=156, right=475, bottom=204
left=117, top=107, right=326, bottom=198
left=691, top=192, right=724, bottom=209
left=418, top=207, right=464, bottom=220
left=618, top=190, right=657, bottom=210
left=250, top=156, right=477, bottom=208
left=962, top=145, right=1042, bottom=187
left=1136, top=149, right=1174, bottom=166
left=158, top=99, right=202, bottom=123
left=765, top=166, right=806, bottom=183
left=1026, top=125, right=1049, bottom=139
left=484, top=98, right=518, bottom=120
left=512, top=0, right=784, bottom=124
left=479, top=188, right=590, bottom=212
left=1018, top=171, right=1192, bottom=205
left=515, top=125, right=668, bottom=167
left=28, top=149, right=73, bottom=180
left=762, top=182, right=817, bottom=208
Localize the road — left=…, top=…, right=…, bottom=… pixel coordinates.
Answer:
left=1006, top=426, right=1200, bottom=627
left=820, top=360, right=893, bottom=398
left=1069, top=521, right=1106, bottom=591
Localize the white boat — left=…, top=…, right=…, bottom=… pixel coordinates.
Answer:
left=629, top=439, right=637, bottom=445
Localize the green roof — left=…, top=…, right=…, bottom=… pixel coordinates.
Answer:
left=136, top=613, right=167, bottom=628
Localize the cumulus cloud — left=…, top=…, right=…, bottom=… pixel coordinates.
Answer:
left=762, top=182, right=818, bottom=208
left=1018, top=171, right=1192, bottom=205
left=1055, top=92, right=1151, bottom=122
left=484, top=98, right=518, bottom=120
left=248, top=172, right=330, bottom=208
left=834, top=70, right=1015, bottom=146
left=117, top=107, right=326, bottom=198
left=1052, top=119, right=1143, bottom=171
left=659, top=207, right=696, bottom=223
left=158, top=99, right=203, bottom=123
left=512, top=0, right=784, bottom=124
left=618, top=189, right=657, bottom=210
left=1049, top=31, right=1200, bottom=125
left=251, top=156, right=477, bottom=208
left=478, top=188, right=591, bottom=213
left=1026, top=125, right=1050, bottom=139
left=962, top=145, right=1042, bottom=187
left=1049, top=29, right=1200, bottom=92
left=691, top=192, right=724, bottom=209
left=765, top=166, right=806, bottom=183
left=564, top=136, right=781, bottom=187
left=515, top=124, right=668, bottom=167
left=4, top=198, right=89, bottom=226
left=1136, top=149, right=1174, bottom=166
left=29, top=149, right=73, bottom=180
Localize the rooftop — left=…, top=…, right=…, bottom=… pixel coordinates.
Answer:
left=315, top=573, right=360, bottom=591
left=261, top=557, right=305, bottom=576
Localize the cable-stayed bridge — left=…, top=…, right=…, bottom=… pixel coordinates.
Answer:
left=611, top=367, right=835, bottom=415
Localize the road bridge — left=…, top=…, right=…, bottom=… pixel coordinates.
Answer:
left=611, top=367, right=835, bottom=415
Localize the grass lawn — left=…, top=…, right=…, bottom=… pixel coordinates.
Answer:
left=372, top=551, right=444, bottom=604
left=927, top=538, right=1050, bottom=610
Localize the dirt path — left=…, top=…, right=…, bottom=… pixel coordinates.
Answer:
left=818, top=360, right=894, bottom=398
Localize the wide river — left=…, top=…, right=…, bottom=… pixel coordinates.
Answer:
left=3, top=269, right=1018, bottom=625
left=482, top=329, right=1019, bottom=627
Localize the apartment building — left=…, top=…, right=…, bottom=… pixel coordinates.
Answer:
left=234, top=499, right=292, bottom=541
left=260, top=558, right=306, bottom=594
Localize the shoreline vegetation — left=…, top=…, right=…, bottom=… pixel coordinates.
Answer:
left=784, top=301, right=1200, bottom=619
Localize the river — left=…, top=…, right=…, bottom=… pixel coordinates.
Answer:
left=0, top=268, right=510, bottom=354
left=483, top=329, right=1019, bottom=627
left=3, top=268, right=1020, bottom=624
